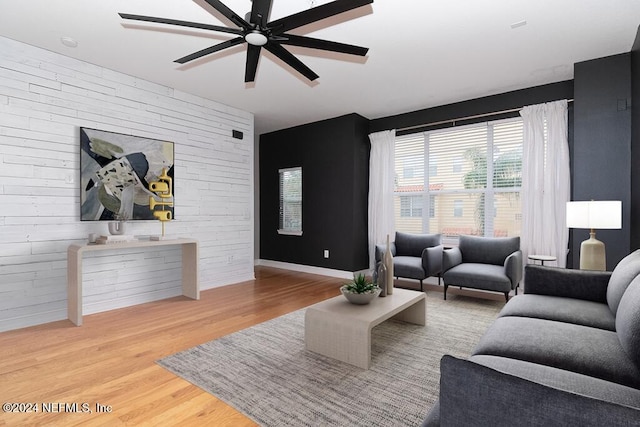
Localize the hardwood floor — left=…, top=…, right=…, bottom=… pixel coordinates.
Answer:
left=0, top=267, right=344, bottom=427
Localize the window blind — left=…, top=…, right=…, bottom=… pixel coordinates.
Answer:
left=278, top=167, right=302, bottom=235
left=394, top=118, right=523, bottom=241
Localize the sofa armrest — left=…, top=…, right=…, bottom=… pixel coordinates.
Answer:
left=524, top=265, right=611, bottom=303
left=437, top=355, right=639, bottom=427
left=443, top=247, right=462, bottom=272
left=422, top=245, right=444, bottom=276
left=503, top=250, right=523, bottom=289
left=375, top=242, right=397, bottom=263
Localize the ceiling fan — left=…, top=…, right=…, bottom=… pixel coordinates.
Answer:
left=119, top=0, right=373, bottom=82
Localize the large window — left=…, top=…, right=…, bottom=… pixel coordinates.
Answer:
left=394, top=119, right=523, bottom=242
left=278, top=167, right=302, bottom=235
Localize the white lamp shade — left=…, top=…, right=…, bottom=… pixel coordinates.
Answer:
left=566, top=200, right=622, bottom=229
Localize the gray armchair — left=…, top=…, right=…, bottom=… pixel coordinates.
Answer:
left=442, top=235, right=522, bottom=301
left=375, top=232, right=443, bottom=291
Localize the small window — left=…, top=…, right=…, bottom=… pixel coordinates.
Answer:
left=429, top=195, right=435, bottom=218
left=278, top=167, right=302, bottom=235
left=400, top=195, right=422, bottom=217
left=429, top=159, right=438, bottom=177
left=452, top=157, right=463, bottom=173
left=453, top=199, right=463, bottom=217
left=403, top=167, right=415, bottom=179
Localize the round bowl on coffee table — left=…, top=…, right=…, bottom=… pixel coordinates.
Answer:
left=340, top=287, right=381, bottom=305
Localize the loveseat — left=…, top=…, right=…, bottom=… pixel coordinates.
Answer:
left=375, top=232, right=443, bottom=291
left=424, top=250, right=640, bottom=426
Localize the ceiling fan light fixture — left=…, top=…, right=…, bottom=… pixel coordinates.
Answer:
left=245, top=31, right=268, bottom=46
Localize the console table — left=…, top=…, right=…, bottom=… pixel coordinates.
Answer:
left=67, top=238, right=199, bottom=326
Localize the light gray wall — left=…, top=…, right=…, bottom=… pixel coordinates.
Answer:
left=0, top=36, right=255, bottom=332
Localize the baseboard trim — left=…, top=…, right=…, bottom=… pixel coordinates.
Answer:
left=255, top=259, right=354, bottom=279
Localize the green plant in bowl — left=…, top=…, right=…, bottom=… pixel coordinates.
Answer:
left=340, top=274, right=381, bottom=304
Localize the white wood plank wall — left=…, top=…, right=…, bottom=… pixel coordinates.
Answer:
left=0, top=36, right=255, bottom=332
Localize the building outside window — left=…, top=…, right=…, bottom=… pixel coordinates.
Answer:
left=394, top=118, right=523, bottom=243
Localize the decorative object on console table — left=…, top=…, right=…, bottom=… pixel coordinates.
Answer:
left=95, top=234, right=136, bottom=245
left=148, top=167, right=174, bottom=240
left=108, top=216, right=127, bottom=235
left=384, top=234, right=394, bottom=295
left=566, top=200, right=622, bottom=271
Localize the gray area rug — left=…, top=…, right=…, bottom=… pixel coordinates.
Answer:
left=158, top=292, right=504, bottom=426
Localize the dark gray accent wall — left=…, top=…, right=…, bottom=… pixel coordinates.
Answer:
left=259, top=113, right=370, bottom=271
left=632, top=27, right=640, bottom=251
left=572, top=53, right=632, bottom=270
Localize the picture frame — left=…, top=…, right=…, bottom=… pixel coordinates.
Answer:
left=80, top=127, right=175, bottom=221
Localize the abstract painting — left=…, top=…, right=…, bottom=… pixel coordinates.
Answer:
left=80, top=127, right=174, bottom=221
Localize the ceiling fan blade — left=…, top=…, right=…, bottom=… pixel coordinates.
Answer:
left=264, top=43, right=319, bottom=81
left=279, top=34, right=368, bottom=56
left=203, top=0, right=251, bottom=29
left=249, top=0, right=272, bottom=26
left=119, top=13, right=243, bottom=36
left=245, top=45, right=262, bottom=82
left=174, top=37, right=244, bottom=64
left=267, top=0, right=373, bottom=34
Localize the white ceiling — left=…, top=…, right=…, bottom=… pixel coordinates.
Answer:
left=1, top=1, right=640, bottom=135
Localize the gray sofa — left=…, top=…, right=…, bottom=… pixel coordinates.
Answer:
left=442, top=235, right=522, bottom=301
left=424, top=249, right=640, bottom=426
left=375, top=232, right=443, bottom=291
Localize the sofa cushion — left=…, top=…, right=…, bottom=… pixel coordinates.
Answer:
left=616, top=275, right=640, bottom=367
left=498, top=294, right=616, bottom=331
left=438, top=355, right=640, bottom=427
left=472, top=317, right=640, bottom=389
left=524, top=265, right=611, bottom=303
left=444, top=263, right=511, bottom=293
left=394, top=232, right=440, bottom=257
left=470, top=355, right=640, bottom=409
left=607, top=249, right=640, bottom=315
left=393, top=256, right=425, bottom=280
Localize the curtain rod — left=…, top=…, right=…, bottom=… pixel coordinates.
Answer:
left=397, top=98, right=574, bottom=133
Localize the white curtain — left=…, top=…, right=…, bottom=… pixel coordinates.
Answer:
left=368, top=129, right=396, bottom=269
left=520, top=100, right=570, bottom=267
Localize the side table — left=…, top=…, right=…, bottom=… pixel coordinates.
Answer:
left=528, top=254, right=557, bottom=266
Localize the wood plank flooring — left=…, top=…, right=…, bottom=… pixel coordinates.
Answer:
left=0, top=267, right=344, bottom=427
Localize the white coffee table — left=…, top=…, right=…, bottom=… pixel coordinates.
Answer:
left=304, top=288, right=426, bottom=369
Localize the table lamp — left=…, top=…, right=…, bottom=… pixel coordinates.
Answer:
left=566, top=200, right=622, bottom=271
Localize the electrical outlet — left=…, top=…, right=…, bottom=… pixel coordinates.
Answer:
left=323, top=249, right=329, bottom=259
